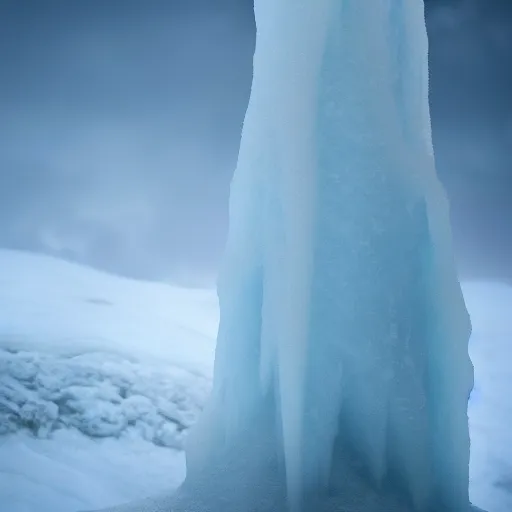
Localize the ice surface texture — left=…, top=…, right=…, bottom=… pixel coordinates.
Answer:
left=91, top=1, right=475, bottom=511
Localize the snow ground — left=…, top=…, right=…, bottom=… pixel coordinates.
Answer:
left=0, top=250, right=217, bottom=512
left=0, top=250, right=510, bottom=512
left=464, top=282, right=512, bottom=512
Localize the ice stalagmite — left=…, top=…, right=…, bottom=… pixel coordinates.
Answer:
left=89, top=1, right=478, bottom=512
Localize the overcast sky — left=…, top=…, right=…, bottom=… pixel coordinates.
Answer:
left=0, top=0, right=511, bottom=283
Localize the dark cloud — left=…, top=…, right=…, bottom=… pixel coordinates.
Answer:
left=0, top=0, right=255, bottom=280
left=0, top=0, right=510, bottom=281
left=426, top=0, right=512, bottom=279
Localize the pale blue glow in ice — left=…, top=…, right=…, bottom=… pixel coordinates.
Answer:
left=188, top=1, right=473, bottom=510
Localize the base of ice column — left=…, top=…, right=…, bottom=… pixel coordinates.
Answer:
left=84, top=406, right=488, bottom=512
left=85, top=480, right=488, bottom=512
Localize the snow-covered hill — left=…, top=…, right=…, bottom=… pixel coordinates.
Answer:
left=0, top=250, right=217, bottom=372
left=0, top=250, right=218, bottom=511
left=0, top=250, right=510, bottom=512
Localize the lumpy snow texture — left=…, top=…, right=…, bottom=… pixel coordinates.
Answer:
left=92, top=1, right=474, bottom=512
left=0, top=350, right=208, bottom=449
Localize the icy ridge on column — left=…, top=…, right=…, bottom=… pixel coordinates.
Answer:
left=88, top=1, right=480, bottom=511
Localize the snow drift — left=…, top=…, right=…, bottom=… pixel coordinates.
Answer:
left=0, top=250, right=217, bottom=449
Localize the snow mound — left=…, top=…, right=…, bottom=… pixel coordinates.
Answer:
left=0, top=349, right=210, bottom=449
left=0, top=249, right=218, bottom=448
left=0, top=249, right=220, bottom=512
left=0, top=249, right=217, bottom=375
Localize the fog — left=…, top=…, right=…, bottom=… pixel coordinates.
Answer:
left=0, top=0, right=510, bottom=283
